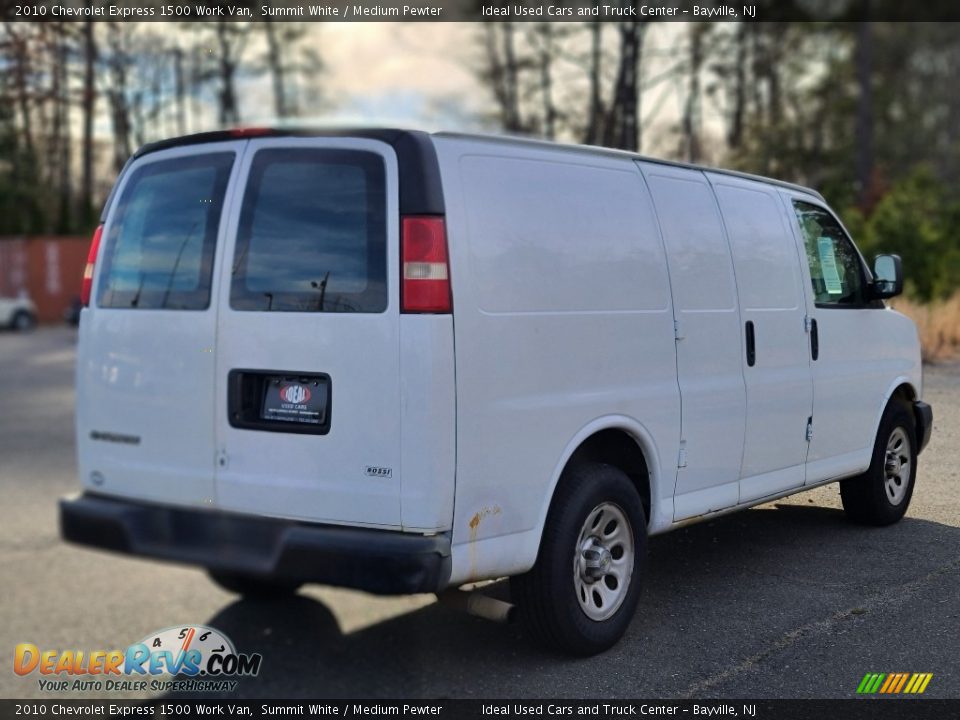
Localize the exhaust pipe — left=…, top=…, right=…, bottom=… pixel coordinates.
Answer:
left=438, top=590, right=516, bottom=623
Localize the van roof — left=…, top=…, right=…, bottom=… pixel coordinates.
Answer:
left=434, top=131, right=826, bottom=201
left=132, top=126, right=825, bottom=203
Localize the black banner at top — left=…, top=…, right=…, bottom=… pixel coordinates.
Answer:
left=5, top=0, right=960, bottom=22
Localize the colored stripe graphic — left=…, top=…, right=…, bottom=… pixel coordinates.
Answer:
left=905, top=673, right=933, bottom=694
left=892, top=673, right=909, bottom=693
left=857, top=673, right=933, bottom=694
left=856, top=673, right=883, bottom=694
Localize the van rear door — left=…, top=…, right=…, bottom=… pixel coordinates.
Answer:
left=212, top=138, right=403, bottom=528
left=76, top=143, right=244, bottom=506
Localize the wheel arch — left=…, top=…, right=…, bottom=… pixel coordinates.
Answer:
left=533, top=417, right=668, bottom=551
left=876, top=378, right=922, bottom=453
left=877, top=378, right=918, bottom=427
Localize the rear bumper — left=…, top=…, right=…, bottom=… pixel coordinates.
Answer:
left=59, top=493, right=451, bottom=595
left=914, top=401, right=933, bottom=454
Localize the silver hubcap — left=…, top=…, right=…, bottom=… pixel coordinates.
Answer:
left=883, top=427, right=911, bottom=506
left=573, top=502, right=634, bottom=622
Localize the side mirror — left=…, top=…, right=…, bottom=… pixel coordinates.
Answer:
left=871, top=254, right=903, bottom=299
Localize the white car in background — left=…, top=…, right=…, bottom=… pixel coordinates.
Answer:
left=0, top=294, right=37, bottom=331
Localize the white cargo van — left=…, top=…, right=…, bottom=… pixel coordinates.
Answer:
left=61, top=129, right=932, bottom=655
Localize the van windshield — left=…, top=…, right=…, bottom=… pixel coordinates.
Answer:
left=229, top=148, right=387, bottom=313
left=97, top=153, right=235, bottom=310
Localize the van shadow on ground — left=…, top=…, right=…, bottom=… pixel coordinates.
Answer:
left=170, top=502, right=960, bottom=699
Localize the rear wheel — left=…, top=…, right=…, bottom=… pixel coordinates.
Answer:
left=208, top=570, right=301, bottom=599
left=512, top=462, right=646, bottom=656
left=840, top=401, right=917, bottom=526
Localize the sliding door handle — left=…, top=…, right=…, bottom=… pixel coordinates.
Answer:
left=810, top=318, right=819, bottom=361
left=745, top=320, right=756, bottom=367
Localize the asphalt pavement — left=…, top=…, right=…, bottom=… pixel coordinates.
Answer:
left=1, top=327, right=958, bottom=700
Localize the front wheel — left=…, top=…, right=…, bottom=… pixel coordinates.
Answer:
left=512, top=462, right=647, bottom=656
left=840, top=401, right=917, bottom=526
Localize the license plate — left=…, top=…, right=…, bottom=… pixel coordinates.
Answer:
left=261, top=377, right=328, bottom=425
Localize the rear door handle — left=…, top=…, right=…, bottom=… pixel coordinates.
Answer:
left=745, top=320, right=756, bottom=367
left=810, top=318, right=819, bottom=361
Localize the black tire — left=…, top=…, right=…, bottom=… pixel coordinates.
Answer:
left=512, top=462, right=647, bottom=656
left=840, top=401, right=917, bottom=526
left=208, top=570, right=302, bottom=599
left=11, top=310, right=36, bottom=331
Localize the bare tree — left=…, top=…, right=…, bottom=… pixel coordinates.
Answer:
left=855, top=20, right=874, bottom=209
left=604, top=21, right=647, bottom=152
left=172, top=45, right=186, bottom=135
left=54, top=22, right=73, bottom=231
left=532, top=24, right=558, bottom=140
left=258, top=13, right=306, bottom=119
left=104, top=22, right=132, bottom=171
left=726, top=23, right=749, bottom=150
left=215, top=21, right=241, bottom=125
left=481, top=22, right=526, bottom=132
left=3, top=23, right=37, bottom=155
left=680, top=24, right=708, bottom=162
left=583, top=21, right=605, bottom=145
left=80, top=19, right=97, bottom=222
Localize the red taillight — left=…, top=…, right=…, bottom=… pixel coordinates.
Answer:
left=229, top=127, right=273, bottom=138
left=401, top=216, right=451, bottom=314
left=80, top=224, right=103, bottom=307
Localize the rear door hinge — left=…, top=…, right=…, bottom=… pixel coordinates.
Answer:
left=805, top=417, right=813, bottom=442
left=804, top=315, right=813, bottom=333
left=674, top=319, right=684, bottom=341
left=678, top=440, right=688, bottom=468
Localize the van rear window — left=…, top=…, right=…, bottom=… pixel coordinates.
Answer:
left=97, top=153, right=234, bottom=310
left=230, top=149, right=387, bottom=313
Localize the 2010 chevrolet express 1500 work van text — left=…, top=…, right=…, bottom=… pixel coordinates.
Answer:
left=60, top=128, right=933, bottom=655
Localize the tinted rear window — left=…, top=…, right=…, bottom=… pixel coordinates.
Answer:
left=230, top=149, right=387, bottom=313
left=97, top=153, right=234, bottom=310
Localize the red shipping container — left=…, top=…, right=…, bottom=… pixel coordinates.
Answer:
left=0, top=236, right=89, bottom=324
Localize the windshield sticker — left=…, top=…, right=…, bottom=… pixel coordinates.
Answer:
left=817, top=237, right=843, bottom=295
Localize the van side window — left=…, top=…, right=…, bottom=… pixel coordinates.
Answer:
left=791, top=201, right=866, bottom=307
left=97, top=153, right=235, bottom=310
left=230, top=149, right=387, bottom=313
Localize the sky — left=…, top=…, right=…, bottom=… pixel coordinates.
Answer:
left=243, top=23, right=489, bottom=131
left=232, top=22, right=700, bottom=153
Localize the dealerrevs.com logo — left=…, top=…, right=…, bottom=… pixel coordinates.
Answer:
left=14, top=625, right=262, bottom=693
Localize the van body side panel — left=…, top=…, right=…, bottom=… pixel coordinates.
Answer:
left=76, top=141, right=247, bottom=507
left=434, top=138, right=680, bottom=583
left=780, top=191, right=923, bottom=482
left=638, top=162, right=746, bottom=521
left=707, top=174, right=814, bottom=503
left=399, top=315, right=456, bottom=532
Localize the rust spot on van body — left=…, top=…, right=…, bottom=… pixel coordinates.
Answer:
left=468, top=505, right=502, bottom=535
left=467, top=506, right=503, bottom=580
